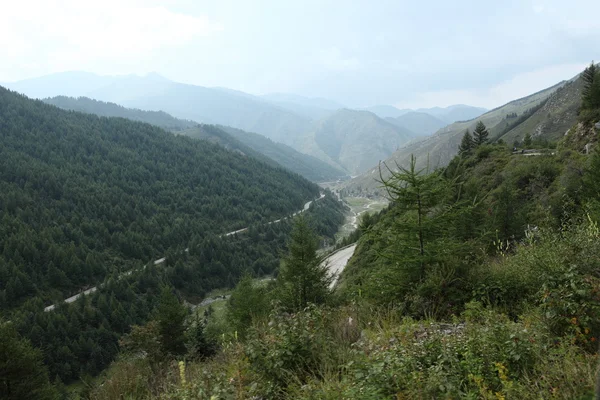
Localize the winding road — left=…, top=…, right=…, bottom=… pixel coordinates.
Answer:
left=323, top=244, right=357, bottom=288
left=44, top=194, right=326, bottom=312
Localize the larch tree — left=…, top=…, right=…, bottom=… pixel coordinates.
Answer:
left=458, top=129, right=474, bottom=156
left=276, top=216, right=331, bottom=312
left=472, top=121, right=489, bottom=146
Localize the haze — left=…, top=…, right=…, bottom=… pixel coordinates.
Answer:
left=1, top=0, right=599, bottom=109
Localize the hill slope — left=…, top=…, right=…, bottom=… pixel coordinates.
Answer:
left=7, top=72, right=313, bottom=146
left=0, top=86, right=320, bottom=308
left=301, top=109, right=415, bottom=175
left=181, top=125, right=347, bottom=182
left=44, top=95, right=196, bottom=131
left=496, top=78, right=583, bottom=144
left=386, top=111, right=447, bottom=136
left=43, top=96, right=346, bottom=181
left=345, top=81, right=566, bottom=193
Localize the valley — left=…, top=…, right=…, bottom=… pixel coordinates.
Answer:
left=2, top=34, right=599, bottom=398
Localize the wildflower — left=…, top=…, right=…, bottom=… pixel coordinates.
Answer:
left=179, top=360, right=187, bottom=386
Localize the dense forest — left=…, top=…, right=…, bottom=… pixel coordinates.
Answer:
left=44, top=95, right=347, bottom=182
left=43, top=96, right=196, bottom=131
left=52, top=64, right=600, bottom=400
left=0, top=86, right=348, bottom=389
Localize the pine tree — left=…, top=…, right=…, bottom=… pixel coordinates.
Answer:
left=226, top=274, right=269, bottom=338
left=458, top=129, right=474, bottom=156
left=523, top=133, right=532, bottom=147
left=472, top=121, right=489, bottom=146
left=156, top=286, right=188, bottom=356
left=276, top=216, right=331, bottom=312
left=0, top=320, right=59, bottom=400
left=582, top=62, right=598, bottom=109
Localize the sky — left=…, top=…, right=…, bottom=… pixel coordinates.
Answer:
left=1, top=0, right=599, bottom=109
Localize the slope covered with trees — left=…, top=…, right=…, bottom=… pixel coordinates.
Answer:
left=44, top=96, right=347, bottom=182
left=0, top=86, right=320, bottom=309
left=44, top=95, right=195, bottom=131
left=0, top=86, right=352, bottom=385
left=182, top=125, right=347, bottom=182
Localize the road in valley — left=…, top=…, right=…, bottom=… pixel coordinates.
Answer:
left=323, top=244, right=357, bottom=288
left=44, top=194, right=325, bottom=312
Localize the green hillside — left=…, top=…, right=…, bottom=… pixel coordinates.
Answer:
left=302, top=109, right=415, bottom=175
left=44, top=95, right=195, bottom=131
left=495, top=78, right=582, bottom=144
left=0, top=86, right=348, bottom=382
left=183, top=125, right=348, bottom=182
left=345, top=80, right=565, bottom=193
left=44, top=95, right=347, bottom=182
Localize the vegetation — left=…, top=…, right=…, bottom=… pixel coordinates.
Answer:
left=5, top=64, right=600, bottom=398
left=472, top=120, right=490, bottom=146
left=0, top=86, right=346, bottom=384
left=579, top=62, right=600, bottom=124
left=44, top=96, right=195, bottom=131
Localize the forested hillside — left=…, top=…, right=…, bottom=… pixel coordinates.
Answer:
left=44, top=95, right=347, bottom=182
left=182, top=125, right=348, bottom=182
left=44, top=95, right=195, bottom=131
left=0, top=86, right=350, bottom=385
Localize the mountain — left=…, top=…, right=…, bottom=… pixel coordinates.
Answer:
left=6, top=72, right=313, bottom=146
left=261, top=93, right=344, bottom=110
left=345, top=81, right=567, bottom=193
left=417, top=104, right=488, bottom=124
left=0, top=85, right=342, bottom=381
left=386, top=112, right=447, bottom=136
left=360, top=105, right=410, bottom=119
left=43, top=95, right=196, bottom=131
left=494, top=78, right=583, bottom=144
left=3, top=71, right=115, bottom=99
left=181, top=125, right=348, bottom=182
left=44, top=95, right=346, bottom=182
left=301, top=109, right=415, bottom=175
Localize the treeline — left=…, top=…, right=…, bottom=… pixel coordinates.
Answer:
left=44, top=95, right=195, bottom=131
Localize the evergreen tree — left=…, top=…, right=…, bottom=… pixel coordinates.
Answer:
left=156, top=287, right=188, bottom=356
left=0, top=321, right=58, bottom=400
left=472, top=121, right=489, bottom=146
left=523, top=133, right=532, bottom=147
left=458, top=129, right=474, bottom=156
left=276, top=217, right=331, bottom=312
left=582, top=62, right=599, bottom=110
left=379, top=156, right=455, bottom=280
left=185, top=313, right=215, bottom=360
left=226, top=274, right=269, bottom=338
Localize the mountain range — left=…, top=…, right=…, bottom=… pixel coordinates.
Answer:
left=43, top=95, right=346, bottom=182
left=345, top=72, right=584, bottom=193
left=5, top=72, right=486, bottom=176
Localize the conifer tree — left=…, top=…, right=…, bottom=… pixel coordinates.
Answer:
left=458, top=129, right=474, bottom=156
left=276, top=217, right=331, bottom=312
left=582, top=62, right=599, bottom=110
left=0, top=321, right=58, bottom=400
left=156, top=286, right=188, bottom=356
left=523, top=133, right=532, bottom=147
left=472, top=121, right=489, bottom=146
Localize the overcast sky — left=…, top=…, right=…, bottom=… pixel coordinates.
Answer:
left=1, top=0, right=599, bottom=109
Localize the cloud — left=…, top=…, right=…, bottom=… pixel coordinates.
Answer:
left=394, top=63, right=587, bottom=109
left=0, top=0, right=222, bottom=80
